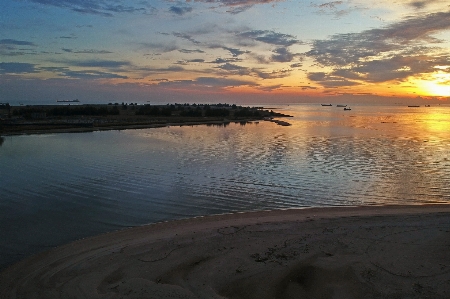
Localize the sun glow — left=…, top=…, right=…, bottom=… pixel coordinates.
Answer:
left=422, top=71, right=450, bottom=97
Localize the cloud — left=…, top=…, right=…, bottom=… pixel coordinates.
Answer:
left=0, top=62, right=38, bottom=74
left=169, top=6, right=193, bottom=16
left=157, top=76, right=257, bottom=89
left=139, top=42, right=178, bottom=53
left=175, top=59, right=205, bottom=65
left=0, top=39, right=37, bottom=56
left=239, top=30, right=300, bottom=46
left=61, top=70, right=128, bottom=79
left=271, top=47, right=296, bottom=62
left=137, top=65, right=185, bottom=75
left=318, top=1, right=343, bottom=9
left=253, top=69, right=291, bottom=79
left=62, top=48, right=113, bottom=54
left=308, top=72, right=360, bottom=87
left=408, top=1, right=427, bottom=9
left=71, top=60, right=131, bottom=68
left=254, top=84, right=284, bottom=92
left=215, top=63, right=251, bottom=75
left=0, top=39, right=36, bottom=46
left=192, top=0, right=282, bottom=5
left=307, top=10, right=450, bottom=87
left=222, top=46, right=250, bottom=57
left=311, top=1, right=352, bottom=18
left=191, top=0, right=284, bottom=14
left=300, top=85, right=318, bottom=90
left=406, top=0, right=444, bottom=9
left=25, top=0, right=155, bottom=16
left=35, top=65, right=128, bottom=79
left=179, top=49, right=205, bottom=53
left=208, top=57, right=242, bottom=64
left=173, top=32, right=200, bottom=44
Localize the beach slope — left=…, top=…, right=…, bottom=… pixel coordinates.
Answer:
left=1, top=205, right=449, bottom=299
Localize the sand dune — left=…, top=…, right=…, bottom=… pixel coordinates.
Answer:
left=1, top=205, right=449, bottom=299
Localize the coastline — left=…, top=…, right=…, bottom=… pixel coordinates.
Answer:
left=0, top=104, right=292, bottom=136
left=1, top=204, right=449, bottom=298
left=0, top=118, right=261, bottom=136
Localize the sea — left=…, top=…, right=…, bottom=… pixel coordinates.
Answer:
left=1, top=103, right=449, bottom=269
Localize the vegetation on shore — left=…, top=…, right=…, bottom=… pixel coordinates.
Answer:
left=0, top=103, right=291, bottom=135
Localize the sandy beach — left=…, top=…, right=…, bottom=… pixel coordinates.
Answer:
left=1, top=205, right=449, bottom=299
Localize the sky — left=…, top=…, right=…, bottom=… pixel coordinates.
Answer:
left=1, top=0, right=450, bottom=105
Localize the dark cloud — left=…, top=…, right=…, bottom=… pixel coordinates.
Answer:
left=253, top=69, right=291, bottom=79
left=191, top=0, right=283, bottom=14
left=188, top=59, right=205, bottom=63
left=307, top=11, right=450, bottom=87
left=71, top=60, right=131, bottom=68
left=0, top=39, right=36, bottom=46
left=239, top=30, right=300, bottom=46
left=62, top=48, right=113, bottom=54
left=311, top=1, right=351, bottom=18
left=271, top=47, right=295, bottom=62
left=39, top=66, right=70, bottom=73
left=138, top=65, right=185, bottom=74
left=139, top=42, right=178, bottom=53
left=0, top=39, right=37, bottom=56
left=208, top=57, right=242, bottom=64
left=409, top=1, right=428, bottom=9
left=215, top=63, right=251, bottom=75
left=318, top=1, right=343, bottom=9
left=222, top=46, right=250, bottom=57
left=25, top=0, right=155, bottom=16
left=173, top=32, right=200, bottom=44
left=175, top=59, right=205, bottom=65
left=0, top=62, right=37, bottom=74
left=179, top=49, right=205, bottom=53
left=255, top=84, right=284, bottom=92
left=61, top=70, right=128, bottom=79
left=169, top=6, right=193, bottom=16
left=300, top=85, right=318, bottom=90
left=308, top=72, right=360, bottom=87
left=225, top=5, right=252, bottom=14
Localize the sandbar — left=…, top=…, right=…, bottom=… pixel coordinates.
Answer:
left=1, top=205, right=449, bottom=298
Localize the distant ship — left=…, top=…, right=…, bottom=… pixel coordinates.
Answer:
left=57, top=99, right=80, bottom=103
left=321, top=104, right=332, bottom=106
left=336, top=104, right=347, bottom=107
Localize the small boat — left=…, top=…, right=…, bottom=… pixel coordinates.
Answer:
left=344, top=107, right=351, bottom=111
left=408, top=105, right=420, bottom=107
left=337, top=104, right=347, bottom=107
left=321, top=104, right=332, bottom=106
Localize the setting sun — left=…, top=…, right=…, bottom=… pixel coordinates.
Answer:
left=423, top=72, right=450, bottom=97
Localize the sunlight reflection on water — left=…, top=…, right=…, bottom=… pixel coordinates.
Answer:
left=0, top=104, right=449, bottom=268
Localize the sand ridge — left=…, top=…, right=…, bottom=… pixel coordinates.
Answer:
left=1, top=205, right=449, bottom=298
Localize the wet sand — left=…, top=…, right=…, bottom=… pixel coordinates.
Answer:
left=1, top=205, right=449, bottom=299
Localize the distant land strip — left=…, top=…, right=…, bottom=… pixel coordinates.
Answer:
left=0, top=103, right=292, bottom=136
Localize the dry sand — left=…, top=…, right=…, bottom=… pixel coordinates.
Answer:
left=1, top=205, right=449, bottom=299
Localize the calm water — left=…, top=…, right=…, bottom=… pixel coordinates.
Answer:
left=1, top=104, right=450, bottom=268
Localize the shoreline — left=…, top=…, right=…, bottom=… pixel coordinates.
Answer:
left=1, top=204, right=449, bottom=298
left=0, top=103, right=292, bottom=136
left=0, top=118, right=262, bottom=136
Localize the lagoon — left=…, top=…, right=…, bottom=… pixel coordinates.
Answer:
left=1, top=104, right=449, bottom=269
